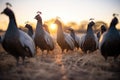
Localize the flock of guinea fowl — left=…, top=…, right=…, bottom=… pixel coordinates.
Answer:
left=0, top=3, right=120, bottom=65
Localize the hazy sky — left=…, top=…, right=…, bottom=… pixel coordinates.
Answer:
left=0, top=0, right=120, bottom=30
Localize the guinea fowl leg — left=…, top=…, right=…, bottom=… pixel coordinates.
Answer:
left=22, top=56, right=25, bottom=65
left=47, top=50, right=53, bottom=56
left=104, top=56, right=108, bottom=62
left=114, top=55, right=119, bottom=63
left=16, top=57, right=19, bottom=66
left=40, top=50, right=44, bottom=61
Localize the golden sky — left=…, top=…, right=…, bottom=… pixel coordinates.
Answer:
left=0, top=0, right=120, bottom=30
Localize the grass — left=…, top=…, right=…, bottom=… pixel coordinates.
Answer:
left=0, top=31, right=120, bottom=80
left=0, top=42, right=120, bottom=80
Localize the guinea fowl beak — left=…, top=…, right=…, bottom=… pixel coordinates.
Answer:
left=34, top=16, right=36, bottom=19
left=34, top=15, right=38, bottom=19
left=1, top=11, right=4, bottom=14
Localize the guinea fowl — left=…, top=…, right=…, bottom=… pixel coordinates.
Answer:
left=99, top=14, right=120, bottom=61
left=54, top=19, right=75, bottom=52
left=80, top=20, right=98, bottom=53
left=97, top=25, right=107, bottom=41
left=67, top=27, right=80, bottom=49
left=25, top=24, right=34, bottom=38
left=1, top=7, right=35, bottom=65
left=34, top=12, right=54, bottom=52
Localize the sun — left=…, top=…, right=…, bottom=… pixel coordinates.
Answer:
left=50, top=23, right=57, bottom=31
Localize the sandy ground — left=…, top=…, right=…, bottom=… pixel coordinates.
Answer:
left=0, top=42, right=120, bottom=80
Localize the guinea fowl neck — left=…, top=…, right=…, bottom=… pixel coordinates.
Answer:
left=87, top=24, right=93, bottom=34
left=36, top=20, right=44, bottom=34
left=28, top=28, right=33, bottom=37
left=109, top=17, right=118, bottom=29
left=7, top=12, right=18, bottom=31
left=57, top=22, right=64, bottom=38
left=28, top=27, right=33, bottom=34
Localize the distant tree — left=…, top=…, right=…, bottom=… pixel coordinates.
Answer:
left=66, top=21, right=79, bottom=30
left=79, top=20, right=88, bottom=31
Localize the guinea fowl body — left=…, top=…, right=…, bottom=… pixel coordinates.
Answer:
left=99, top=17, right=120, bottom=60
left=80, top=21, right=98, bottom=53
left=55, top=19, right=74, bottom=52
left=1, top=7, right=35, bottom=64
left=34, top=14, right=54, bottom=51
left=68, top=28, right=80, bottom=49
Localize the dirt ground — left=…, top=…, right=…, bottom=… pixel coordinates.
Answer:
left=0, top=42, right=120, bottom=80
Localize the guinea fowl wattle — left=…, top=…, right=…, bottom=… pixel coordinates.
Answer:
left=1, top=7, right=36, bottom=65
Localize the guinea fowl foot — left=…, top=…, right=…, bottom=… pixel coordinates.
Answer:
left=22, top=57, right=25, bottom=65
left=16, top=57, right=26, bottom=66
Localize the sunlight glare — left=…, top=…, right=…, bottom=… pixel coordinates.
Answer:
left=50, top=23, right=57, bottom=31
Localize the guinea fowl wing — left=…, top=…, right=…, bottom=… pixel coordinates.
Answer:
left=19, top=30, right=35, bottom=57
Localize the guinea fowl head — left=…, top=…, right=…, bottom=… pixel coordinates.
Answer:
left=88, top=18, right=95, bottom=27
left=34, top=11, right=42, bottom=22
left=88, top=21, right=95, bottom=27
left=54, top=19, right=62, bottom=26
left=101, top=25, right=106, bottom=33
left=25, top=24, right=32, bottom=30
left=1, top=7, right=15, bottom=19
left=68, top=27, right=74, bottom=32
left=110, top=17, right=118, bottom=27
left=35, top=14, right=42, bottom=21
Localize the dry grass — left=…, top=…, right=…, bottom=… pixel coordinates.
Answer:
left=0, top=37, right=120, bottom=80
